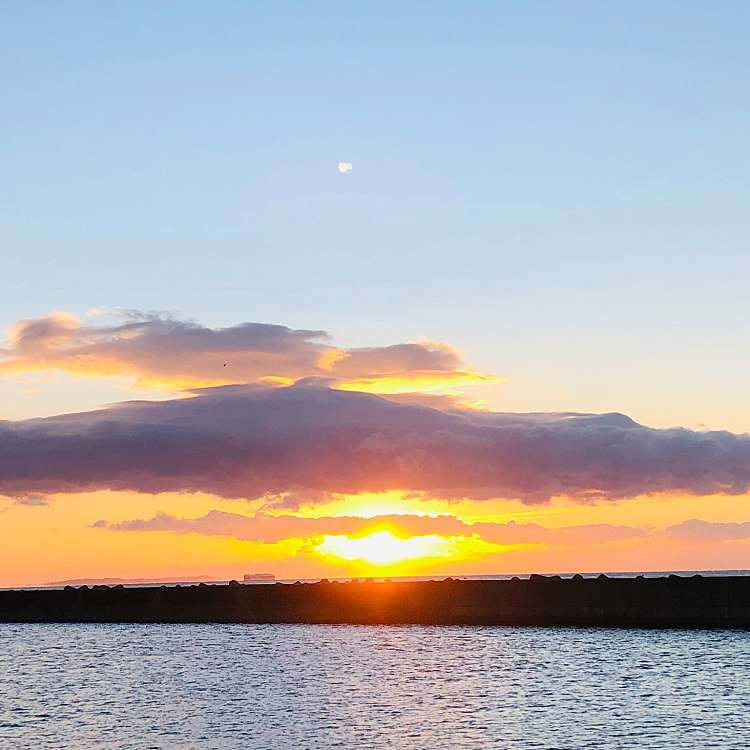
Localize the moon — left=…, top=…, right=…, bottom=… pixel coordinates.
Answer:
left=337, top=162, right=353, bottom=174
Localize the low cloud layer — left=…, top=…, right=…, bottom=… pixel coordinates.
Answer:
left=1, top=383, right=749, bottom=504
left=665, top=519, right=750, bottom=542
left=0, top=311, right=492, bottom=392
left=93, top=509, right=648, bottom=546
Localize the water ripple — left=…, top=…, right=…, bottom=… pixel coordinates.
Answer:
left=1, top=624, right=749, bottom=749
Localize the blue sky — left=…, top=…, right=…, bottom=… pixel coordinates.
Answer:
left=1, top=2, right=748, bottom=429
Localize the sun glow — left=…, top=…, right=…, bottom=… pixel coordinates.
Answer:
left=316, top=530, right=455, bottom=566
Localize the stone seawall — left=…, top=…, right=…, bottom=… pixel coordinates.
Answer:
left=3, top=575, right=750, bottom=628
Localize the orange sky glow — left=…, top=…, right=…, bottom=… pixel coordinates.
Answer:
left=1, top=311, right=749, bottom=588
left=2, top=488, right=749, bottom=588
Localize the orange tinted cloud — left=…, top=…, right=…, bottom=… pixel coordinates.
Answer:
left=94, top=508, right=649, bottom=546
left=334, top=341, right=497, bottom=393
left=664, top=519, right=750, bottom=542
left=0, top=312, right=495, bottom=394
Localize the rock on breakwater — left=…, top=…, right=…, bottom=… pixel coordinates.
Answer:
left=2, top=576, right=750, bottom=628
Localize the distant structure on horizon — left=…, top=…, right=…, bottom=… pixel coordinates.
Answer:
left=243, top=573, right=276, bottom=582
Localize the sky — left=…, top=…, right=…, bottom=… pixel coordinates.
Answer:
left=1, top=3, right=749, bottom=586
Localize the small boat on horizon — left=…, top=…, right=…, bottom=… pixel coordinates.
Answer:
left=243, top=572, right=276, bottom=582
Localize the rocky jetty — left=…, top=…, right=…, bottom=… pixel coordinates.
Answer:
left=2, top=576, right=750, bottom=628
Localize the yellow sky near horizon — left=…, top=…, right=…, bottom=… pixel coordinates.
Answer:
left=2, top=488, right=749, bottom=588
left=2, top=313, right=749, bottom=587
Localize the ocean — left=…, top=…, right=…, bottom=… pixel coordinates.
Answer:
left=1, top=622, right=748, bottom=749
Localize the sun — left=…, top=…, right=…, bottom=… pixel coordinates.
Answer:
left=315, top=529, right=457, bottom=568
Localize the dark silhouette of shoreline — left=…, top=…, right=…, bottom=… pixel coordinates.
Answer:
left=3, top=575, right=750, bottom=627
left=43, top=576, right=221, bottom=587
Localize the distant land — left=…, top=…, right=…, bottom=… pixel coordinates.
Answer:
left=45, top=576, right=220, bottom=587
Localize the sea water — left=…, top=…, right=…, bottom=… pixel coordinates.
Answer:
left=1, top=623, right=748, bottom=749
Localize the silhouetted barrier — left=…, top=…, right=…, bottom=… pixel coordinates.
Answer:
left=2, top=576, right=750, bottom=628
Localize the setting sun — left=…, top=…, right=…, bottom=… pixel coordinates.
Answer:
left=316, top=530, right=455, bottom=566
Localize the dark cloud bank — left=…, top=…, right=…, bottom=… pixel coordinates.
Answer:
left=2, top=383, right=749, bottom=504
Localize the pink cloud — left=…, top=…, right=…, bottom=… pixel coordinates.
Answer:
left=0, top=312, right=492, bottom=391
left=665, top=519, right=750, bottom=542
left=93, top=509, right=649, bottom=546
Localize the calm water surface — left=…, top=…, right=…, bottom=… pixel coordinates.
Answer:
left=1, top=624, right=748, bottom=749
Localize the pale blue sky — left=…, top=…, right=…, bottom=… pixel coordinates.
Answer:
left=1, top=2, right=748, bottom=429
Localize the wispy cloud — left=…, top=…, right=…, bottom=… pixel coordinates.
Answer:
left=93, top=509, right=649, bottom=546
left=10, top=494, right=51, bottom=507
left=665, top=519, right=750, bottom=542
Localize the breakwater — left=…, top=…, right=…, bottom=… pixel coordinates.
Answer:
left=3, top=575, right=750, bottom=627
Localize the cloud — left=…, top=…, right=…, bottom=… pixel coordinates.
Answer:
left=0, top=312, right=493, bottom=393
left=10, top=493, right=50, bottom=507
left=1, top=383, right=749, bottom=503
left=335, top=342, right=495, bottom=393
left=665, top=519, right=750, bottom=542
left=0, top=312, right=330, bottom=388
left=93, top=509, right=648, bottom=546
